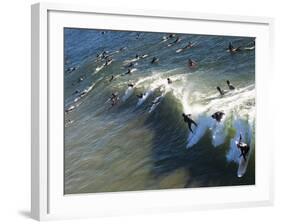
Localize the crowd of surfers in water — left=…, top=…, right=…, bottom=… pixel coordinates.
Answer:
left=66, top=31, right=254, bottom=161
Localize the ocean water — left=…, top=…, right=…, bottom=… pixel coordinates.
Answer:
left=64, top=28, right=255, bottom=194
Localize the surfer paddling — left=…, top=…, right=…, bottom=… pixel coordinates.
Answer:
left=211, top=111, right=225, bottom=122
left=109, top=93, right=119, bottom=106
left=182, top=113, right=198, bottom=133
left=226, top=80, right=235, bottom=90
left=236, top=134, right=250, bottom=162
left=188, top=59, right=197, bottom=68
left=125, top=69, right=132, bottom=75
left=109, top=75, right=114, bottom=82
left=151, top=57, right=159, bottom=64
left=228, top=42, right=241, bottom=53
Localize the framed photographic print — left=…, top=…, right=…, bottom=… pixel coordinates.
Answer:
left=31, top=2, right=274, bottom=221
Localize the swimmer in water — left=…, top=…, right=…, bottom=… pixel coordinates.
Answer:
left=73, top=89, right=79, bottom=95
left=182, top=113, right=198, bottom=133
left=167, top=78, right=172, bottom=84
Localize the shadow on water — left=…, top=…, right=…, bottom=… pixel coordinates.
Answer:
left=143, top=93, right=255, bottom=189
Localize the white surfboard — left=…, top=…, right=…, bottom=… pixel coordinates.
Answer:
left=236, top=141, right=252, bottom=178
left=237, top=152, right=251, bottom=178
left=176, top=48, right=183, bottom=53
left=122, top=87, right=134, bottom=102
left=148, top=95, right=163, bottom=113
left=137, top=91, right=152, bottom=107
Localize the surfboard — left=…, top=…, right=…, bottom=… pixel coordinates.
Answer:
left=148, top=95, right=163, bottom=113
left=122, top=87, right=134, bottom=102
left=244, top=46, right=255, bottom=51
left=137, top=91, right=152, bottom=107
left=236, top=141, right=252, bottom=178
left=176, top=48, right=183, bottom=53
left=237, top=154, right=250, bottom=177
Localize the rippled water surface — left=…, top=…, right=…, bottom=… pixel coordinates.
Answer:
left=64, top=28, right=255, bottom=194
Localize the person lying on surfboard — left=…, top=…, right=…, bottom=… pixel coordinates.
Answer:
left=125, top=69, right=132, bottom=75
left=151, top=57, right=159, bottom=64
left=228, top=42, right=241, bottom=53
left=182, top=113, right=198, bottom=133
left=226, top=80, right=235, bottom=90
left=186, top=41, right=194, bottom=48
left=188, top=59, right=197, bottom=68
left=211, top=111, right=225, bottom=122
left=109, top=75, right=114, bottom=82
left=236, top=134, right=250, bottom=162
left=171, top=36, right=181, bottom=44
left=109, top=93, right=119, bottom=106
left=105, top=58, right=113, bottom=66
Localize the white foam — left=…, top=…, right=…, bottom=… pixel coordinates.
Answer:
left=94, top=64, right=105, bottom=74
left=226, top=117, right=249, bottom=164
left=210, top=118, right=226, bottom=147
left=122, top=87, right=134, bottom=102
left=148, top=94, right=165, bottom=113
left=186, top=116, right=213, bottom=149
left=136, top=90, right=153, bottom=107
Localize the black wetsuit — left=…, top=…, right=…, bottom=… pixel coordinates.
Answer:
left=237, top=135, right=250, bottom=161
left=151, top=57, right=159, bottom=64
left=188, top=59, right=196, bottom=67
left=125, top=69, right=131, bottom=75
left=211, top=111, right=225, bottom=122
left=227, top=82, right=235, bottom=90
left=183, top=114, right=198, bottom=133
left=136, top=93, right=143, bottom=99
left=110, top=93, right=118, bottom=106
left=217, top=87, right=224, bottom=96
left=228, top=42, right=234, bottom=51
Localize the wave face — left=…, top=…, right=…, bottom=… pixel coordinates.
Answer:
left=64, top=28, right=255, bottom=194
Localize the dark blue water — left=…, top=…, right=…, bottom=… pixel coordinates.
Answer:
left=64, top=28, right=255, bottom=194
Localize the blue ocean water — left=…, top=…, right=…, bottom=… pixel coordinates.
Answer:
left=64, top=28, right=255, bottom=194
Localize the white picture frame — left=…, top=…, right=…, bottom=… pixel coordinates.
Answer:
left=31, top=2, right=274, bottom=221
